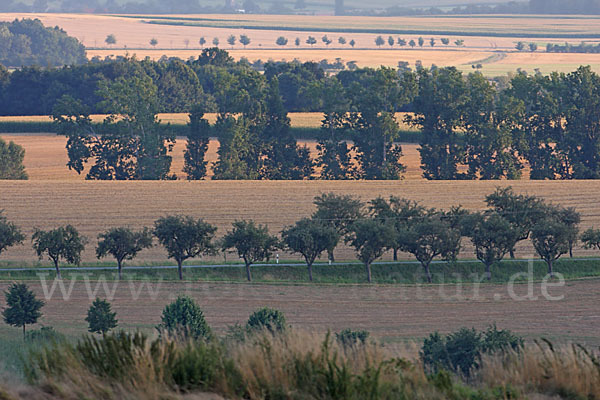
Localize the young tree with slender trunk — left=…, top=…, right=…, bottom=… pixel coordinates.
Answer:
left=531, top=219, right=577, bottom=277
left=86, top=298, right=118, bottom=334
left=2, top=283, right=44, bottom=338
left=32, top=225, right=86, bottom=279
left=221, top=220, right=278, bottom=282
left=467, top=212, right=519, bottom=280
left=281, top=218, right=339, bottom=282
left=346, top=219, right=394, bottom=283
left=0, top=211, right=25, bottom=258
left=96, top=227, right=153, bottom=280
left=154, top=216, right=217, bottom=280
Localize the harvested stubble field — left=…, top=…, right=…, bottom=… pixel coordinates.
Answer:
left=1, top=180, right=600, bottom=264
left=0, top=278, right=598, bottom=344
left=2, top=13, right=600, bottom=73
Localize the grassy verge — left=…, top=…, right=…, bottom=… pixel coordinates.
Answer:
left=0, top=259, right=598, bottom=284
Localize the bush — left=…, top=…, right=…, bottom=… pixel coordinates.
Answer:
left=157, top=296, right=212, bottom=341
left=421, top=326, right=523, bottom=377
left=25, top=326, right=64, bottom=343
left=85, top=298, right=118, bottom=334
left=335, top=329, right=370, bottom=348
left=246, top=307, right=287, bottom=334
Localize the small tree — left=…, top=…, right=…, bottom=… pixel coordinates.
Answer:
left=247, top=307, right=286, bottom=334
left=227, top=34, right=236, bottom=48
left=213, top=37, right=220, bottom=47
left=397, top=38, right=407, bottom=47
left=349, top=39, right=356, bottom=48
left=467, top=213, right=519, bottom=280
left=150, top=38, right=158, bottom=48
left=281, top=218, right=339, bottom=281
left=306, top=36, right=317, bottom=46
left=105, top=34, right=116, bottom=46
left=441, top=38, right=450, bottom=45
left=313, top=193, right=364, bottom=262
left=516, top=41, right=525, bottom=51
left=387, top=36, right=395, bottom=47
left=455, top=39, right=464, bottom=46
left=347, top=219, right=394, bottom=283
left=221, top=220, right=278, bottom=282
left=401, top=218, right=461, bottom=283
left=154, top=216, right=217, bottom=280
left=338, top=36, right=346, bottom=45
left=157, top=296, right=211, bottom=340
left=295, top=37, right=301, bottom=46
left=2, top=283, right=44, bottom=338
left=86, top=298, right=118, bottom=335
left=409, top=39, right=416, bottom=48
left=0, top=211, right=25, bottom=258
left=0, top=138, right=28, bottom=179
left=418, top=37, right=425, bottom=47
left=528, top=43, right=538, bottom=52
left=322, top=35, right=332, bottom=46
left=32, top=225, right=86, bottom=279
left=375, top=36, right=385, bottom=47
left=430, top=38, right=436, bottom=47
left=276, top=36, right=288, bottom=46
left=531, top=219, right=576, bottom=277
left=582, top=228, right=600, bottom=251
left=199, top=37, right=206, bottom=48
left=239, top=34, right=251, bottom=48
left=96, top=227, right=153, bottom=280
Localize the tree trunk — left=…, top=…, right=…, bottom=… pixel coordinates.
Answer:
left=569, top=244, right=574, bottom=258
left=54, top=259, right=61, bottom=280
left=118, top=259, right=123, bottom=280
left=548, top=259, right=554, bottom=278
left=177, top=260, right=183, bottom=281
left=509, top=249, right=515, bottom=259
left=308, top=263, right=313, bottom=282
left=246, top=263, right=252, bottom=282
left=393, top=248, right=398, bottom=261
left=423, top=262, right=432, bottom=283
left=22, top=324, right=26, bottom=339
left=365, top=262, right=372, bottom=283
left=485, top=263, right=491, bottom=281
left=328, top=249, right=335, bottom=263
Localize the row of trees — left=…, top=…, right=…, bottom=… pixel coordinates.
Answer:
left=1, top=189, right=595, bottom=283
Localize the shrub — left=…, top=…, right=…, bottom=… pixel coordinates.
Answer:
left=25, top=326, right=64, bottom=343
left=335, top=329, right=370, bottom=348
left=421, top=326, right=523, bottom=377
left=246, top=307, right=286, bottom=334
left=157, top=296, right=212, bottom=341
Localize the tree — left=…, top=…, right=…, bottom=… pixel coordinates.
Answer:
left=221, top=220, right=278, bottom=282
left=0, top=211, right=25, bottom=257
left=199, top=37, right=206, bottom=48
left=531, top=219, right=577, bottom=277
left=397, top=38, right=407, bottom=47
left=306, top=36, right=317, bottom=46
left=212, top=37, right=219, bottom=47
left=2, top=283, right=44, bottom=338
left=154, top=216, right=217, bottom=280
left=239, top=34, right=251, bottom=48
left=295, top=37, right=301, bottom=46
left=322, top=35, right=332, bottom=46
left=32, top=225, right=86, bottom=279
left=430, top=38, right=436, bottom=47
left=582, top=228, right=600, bottom=251
left=281, top=218, right=339, bottom=281
left=409, top=39, right=416, bottom=48
left=227, top=34, right=236, bottom=48
left=96, top=227, right=153, bottom=280
left=184, top=105, right=211, bottom=180
left=150, top=38, right=158, bottom=48
left=387, top=36, right=395, bottom=47
left=441, top=38, right=450, bottom=45
left=338, top=36, right=346, bottom=45
left=485, top=187, right=547, bottom=258
left=466, top=213, right=519, bottom=280
left=247, top=307, right=286, bottom=334
left=313, top=193, right=364, bottom=262
left=455, top=39, right=464, bottom=46
left=375, top=36, right=385, bottom=47
left=0, top=138, right=27, bottom=179
left=349, top=39, right=356, bottom=48
left=105, top=34, right=116, bottom=46
left=516, top=41, right=525, bottom=51
left=418, top=37, right=425, bottom=47
left=157, top=296, right=211, bottom=340
left=86, top=298, right=118, bottom=335
left=401, top=217, right=461, bottom=283
left=529, top=42, right=538, bottom=52
left=276, top=36, right=288, bottom=46
left=347, top=219, right=394, bottom=283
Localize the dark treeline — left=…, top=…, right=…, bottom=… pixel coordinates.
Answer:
left=547, top=42, right=600, bottom=54
left=4, top=48, right=600, bottom=181
left=0, top=19, right=86, bottom=67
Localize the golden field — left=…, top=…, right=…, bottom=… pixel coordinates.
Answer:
left=1, top=179, right=600, bottom=263
left=2, top=13, right=600, bottom=73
